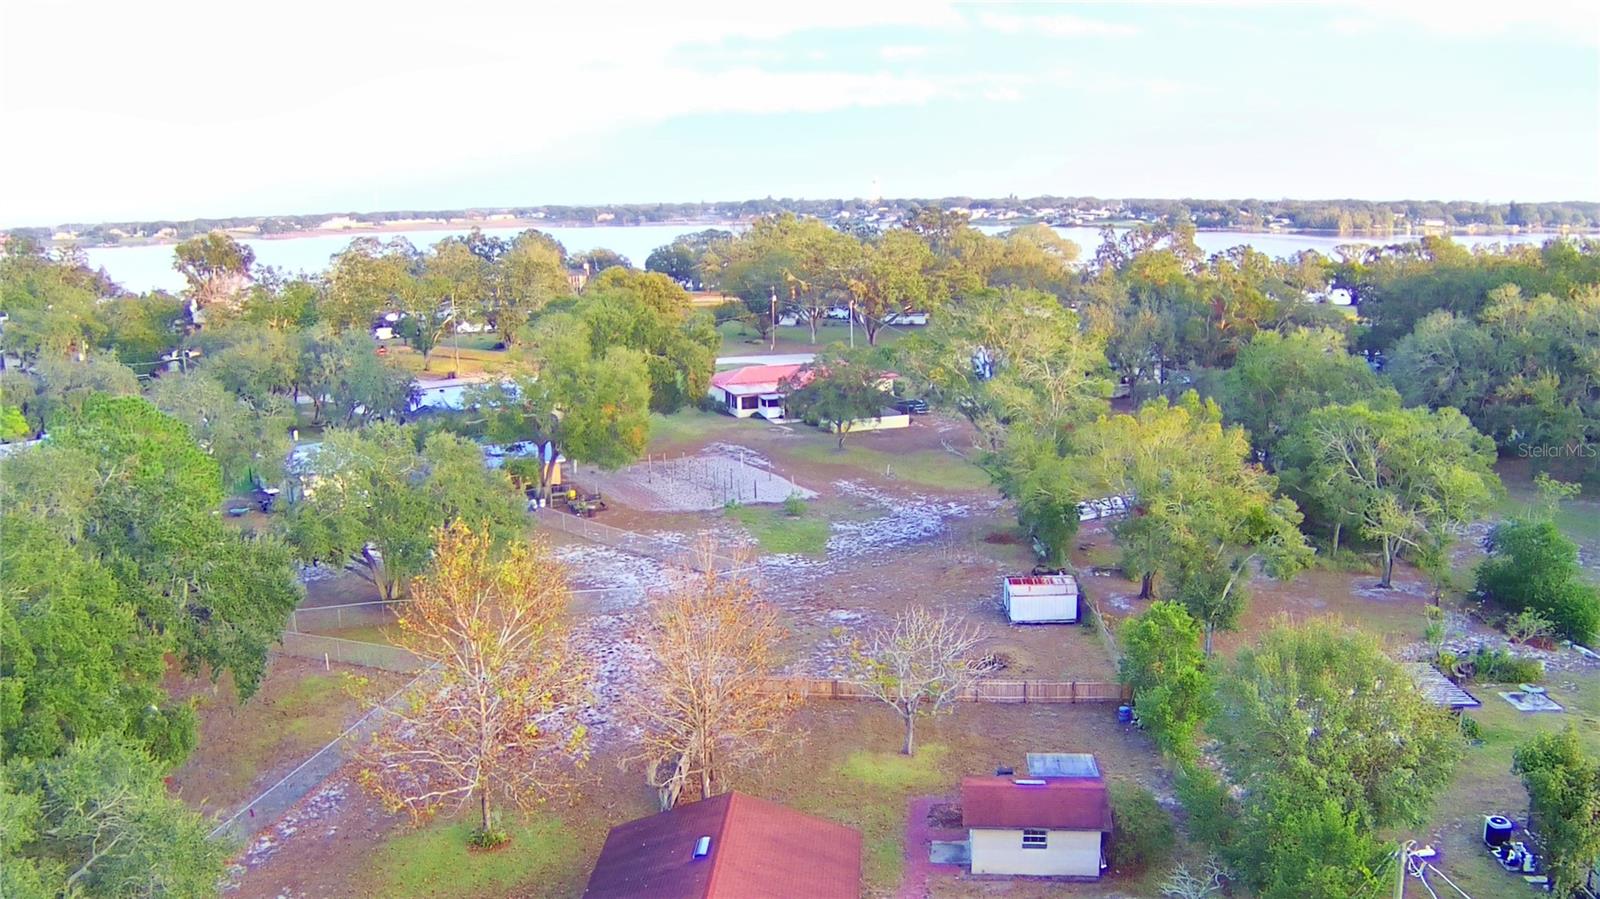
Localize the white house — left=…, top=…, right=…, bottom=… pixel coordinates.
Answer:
left=1002, top=574, right=1080, bottom=624
left=962, top=753, right=1112, bottom=879
left=410, top=375, right=495, bottom=413
left=708, top=363, right=807, bottom=420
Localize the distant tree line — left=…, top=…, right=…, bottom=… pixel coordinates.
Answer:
left=14, top=195, right=1598, bottom=247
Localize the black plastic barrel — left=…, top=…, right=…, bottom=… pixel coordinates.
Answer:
left=1483, top=815, right=1515, bottom=847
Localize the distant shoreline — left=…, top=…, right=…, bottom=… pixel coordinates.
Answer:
left=50, top=218, right=1593, bottom=251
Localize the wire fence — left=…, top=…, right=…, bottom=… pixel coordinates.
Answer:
left=278, top=631, right=427, bottom=673
left=754, top=677, right=1131, bottom=704
left=534, top=507, right=757, bottom=576
left=208, top=665, right=433, bottom=844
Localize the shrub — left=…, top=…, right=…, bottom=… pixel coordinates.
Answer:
left=1476, top=518, right=1600, bottom=644
left=1462, top=646, right=1544, bottom=684
left=1108, top=783, right=1175, bottom=873
left=467, top=825, right=509, bottom=850
left=1505, top=609, right=1555, bottom=645
left=782, top=492, right=806, bottom=517
left=1118, top=602, right=1213, bottom=760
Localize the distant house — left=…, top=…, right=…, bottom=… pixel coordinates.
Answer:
left=409, top=375, right=494, bottom=413
left=708, top=363, right=807, bottom=420
left=709, top=362, right=903, bottom=429
left=567, top=265, right=591, bottom=293
left=1002, top=574, right=1080, bottom=624
left=962, top=753, right=1112, bottom=878
left=582, top=791, right=862, bottom=899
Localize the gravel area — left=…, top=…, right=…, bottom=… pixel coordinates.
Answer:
left=573, top=444, right=815, bottom=512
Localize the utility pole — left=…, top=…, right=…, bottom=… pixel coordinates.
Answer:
left=451, top=292, right=460, bottom=374
left=848, top=298, right=855, bottom=349
left=769, top=287, right=777, bottom=351
left=1394, top=840, right=1414, bottom=899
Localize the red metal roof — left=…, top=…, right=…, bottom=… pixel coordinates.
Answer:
left=709, top=364, right=808, bottom=390
left=582, top=792, right=863, bottom=899
left=960, top=776, right=1113, bottom=831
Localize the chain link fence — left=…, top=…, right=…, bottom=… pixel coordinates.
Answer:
left=209, top=666, right=431, bottom=844
left=278, top=631, right=426, bottom=673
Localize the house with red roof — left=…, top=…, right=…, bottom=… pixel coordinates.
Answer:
left=707, top=363, right=809, bottom=420
left=582, top=791, right=863, bottom=899
left=961, top=753, right=1112, bottom=878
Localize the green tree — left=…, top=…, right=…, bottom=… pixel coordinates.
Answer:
left=285, top=424, right=525, bottom=598
left=29, top=351, right=140, bottom=426
left=172, top=231, right=255, bottom=313
left=1, top=515, right=190, bottom=765
left=0, top=403, right=30, bottom=441
left=150, top=371, right=292, bottom=488
left=900, top=287, right=1112, bottom=448
left=1279, top=402, right=1501, bottom=587
left=782, top=351, right=893, bottom=449
left=322, top=237, right=415, bottom=332
left=1217, top=327, right=1397, bottom=461
left=43, top=395, right=301, bottom=697
left=492, top=230, right=570, bottom=343
left=1476, top=517, right=1600, bottom=644
left=843, top=229, right=937, bottom=345
left=1201, top=621, right=1461, bottom=896
left=1512, top=727, right=1600, bottom=897
left=0, top=239, right=108, bottom=362
left=6, top=736, right=228, bottom=898
left=1117, top=601, right=1213, bottom=759
left=1079, top=393, right=1311, bottom=652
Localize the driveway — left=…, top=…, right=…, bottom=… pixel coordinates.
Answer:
left=714, top=352, right=816, bottom=366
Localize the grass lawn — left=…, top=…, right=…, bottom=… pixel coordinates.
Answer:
left=366, top=813, right=580, bottom=899
left=725, top=503, right=831, bottom=556
left=645, top=408, right=745, bottom=449
left=789, top=439, right=992, bottom=492
left=1417, top=668, right=1600, bottom=895
left=742, top=701, right=1172, bottom=898
left=716, top=320, right=908, bottom=356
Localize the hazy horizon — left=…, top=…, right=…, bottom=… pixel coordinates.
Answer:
left=3, top=0, right=1597, bottom=227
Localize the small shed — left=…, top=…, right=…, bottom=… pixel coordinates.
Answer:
left=1002, top=574, right=1080, bottom=624
left=962, top=753, right=1111, bottom=878
left=582, top=791, right=862, bottom=899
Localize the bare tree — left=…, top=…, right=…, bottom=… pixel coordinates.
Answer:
left=853, top=607, right=982, bottom=755
left=626, top=547, right=793, bottom=809
left=357, top=521, right=590, bottom=845
left=1160, top=856, right=1228, bottom=898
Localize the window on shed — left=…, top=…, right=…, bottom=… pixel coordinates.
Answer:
left=1022, top=829, right=1048, bottom=849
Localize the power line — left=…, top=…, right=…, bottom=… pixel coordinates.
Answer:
left=1419, top=862, right=1474, bottom=899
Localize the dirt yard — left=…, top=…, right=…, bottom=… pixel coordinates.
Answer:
left=215, top=408, right=1600, bottom=898
left=228, top=699, right=1171, bottom=899
left=167, top=654, right=406, bottom=820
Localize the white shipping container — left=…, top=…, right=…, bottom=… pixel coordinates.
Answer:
left=1002, top=575, right=1080, bottom=624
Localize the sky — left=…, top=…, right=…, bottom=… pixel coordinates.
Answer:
left=2, top=0, right=1597, bottom=226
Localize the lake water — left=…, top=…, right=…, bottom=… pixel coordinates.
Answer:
left=82, top=222, right=1567, bottom=295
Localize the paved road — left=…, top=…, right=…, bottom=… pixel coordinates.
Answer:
left=714, top=352, right=816, bottom=366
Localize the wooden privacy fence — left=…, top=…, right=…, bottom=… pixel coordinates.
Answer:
left=755, top=677, right=1131, bottom=704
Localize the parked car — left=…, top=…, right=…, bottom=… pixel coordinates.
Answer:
left=824, top=305, right=852, bottom=321
left=893, top=397, right=930, bottom=415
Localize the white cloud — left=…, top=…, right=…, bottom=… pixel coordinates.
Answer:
left=0, top=0, right=969, bottom=223
left=975, top=11, right=1138, bottom=38
left=1332, top=0, right=1599, bottom=44
left=879, top=44, right=933, bottom=60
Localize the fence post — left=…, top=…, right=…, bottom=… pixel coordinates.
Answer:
left=1022, top=681, right=1029, bottom=704
left=1070, top=681, right=1077, bottom=703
